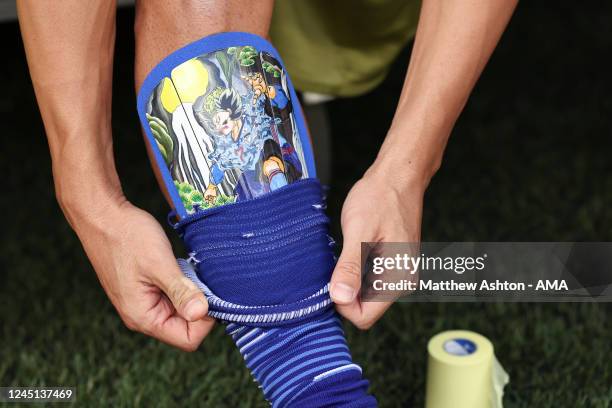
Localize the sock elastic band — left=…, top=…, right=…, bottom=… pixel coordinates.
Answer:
left=173, top=179, right=336, bottom=314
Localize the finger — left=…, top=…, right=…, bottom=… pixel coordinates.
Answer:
left=145, top=295, right=215, bottom=351
left=335, top=300, right=393, bottom=331
left=150, top=258, right=209, bottom=322
left=156, top=316, right=215, bottom=352
left=330, top=222, right=371, bottom=305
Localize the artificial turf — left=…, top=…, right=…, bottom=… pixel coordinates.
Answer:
left=1, top=2, right=611, bottom=407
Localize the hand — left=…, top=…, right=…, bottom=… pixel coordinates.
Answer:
left=329, top=163, right=424, bottom=329
left=67, top=197, right=214, bottom=351
left=242, top=72, right=269, bottom=104
left=263, top=156, right=285, bottom=179
left=204, top=184, right=218, bottom=204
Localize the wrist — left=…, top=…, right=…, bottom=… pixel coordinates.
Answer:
left=363, top=160, right=427, bottom=204
left=370, top=120, right=452, bottom=193
left=53, top=162, right=125, bottom=231
left=59, top=187, right=126, bottom=235
left=368, top=143, right=438, bottom=197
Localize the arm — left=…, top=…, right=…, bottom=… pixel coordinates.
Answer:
left=329, top=0, right=518, bottom=328
left=17, top=0, right=213, bottom=350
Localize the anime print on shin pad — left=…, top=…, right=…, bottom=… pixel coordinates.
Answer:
left=144, top=45, right=309, bottom=215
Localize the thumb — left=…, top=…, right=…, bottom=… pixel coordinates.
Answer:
left=330, top=227, right=369, bottom=305
left=153, top=262, right=209, bottom=322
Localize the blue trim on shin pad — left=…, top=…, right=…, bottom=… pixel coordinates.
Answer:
left=175, top=180, right=376, bottom=406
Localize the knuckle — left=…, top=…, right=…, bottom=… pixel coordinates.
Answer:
left=354, top=319, right=375, bottom=331
left=167, top=277, right=196, bottom=307
left=336, top=260, right=362, bottom=280
left=179, top=336, right=202, bottom=352
left=349, top=313, right=376, bottom=331
left=142, top=310, right=167, bottom=335
left=140, top=322, right=156, bottom=337
left=122, top=316, right=140, bottom=332
left=179, top=342, right=199, bottom=352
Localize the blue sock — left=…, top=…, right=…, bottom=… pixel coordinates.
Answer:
left=137, top=32, right=377, bottom=407
left=175, top=180, right=376, bottom=407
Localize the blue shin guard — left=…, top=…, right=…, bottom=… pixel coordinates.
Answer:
left=138, top=32, right=376, bottom=407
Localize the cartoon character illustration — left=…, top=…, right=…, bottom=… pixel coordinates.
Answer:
left=202, top=89, right=245, bottom=203
left=242, top=72, right=283, bottom=106
left=242, top=69, right=303, bottom=183
left=211, top=89, right=243, bottom=141
left=145, top=46, right=309, bottom=213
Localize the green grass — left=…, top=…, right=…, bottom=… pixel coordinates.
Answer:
left=1, top=3, right=611, bottom=407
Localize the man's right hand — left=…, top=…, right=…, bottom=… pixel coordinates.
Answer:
left=67, top=197, right=214, bottom=351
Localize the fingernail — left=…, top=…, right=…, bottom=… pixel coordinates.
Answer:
left=184, top=298, right=206, bottom=321
left=331, top=283, right=356, bottom=303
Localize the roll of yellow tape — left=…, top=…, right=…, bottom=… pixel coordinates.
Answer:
left=425, top=330, right=509, bottom=408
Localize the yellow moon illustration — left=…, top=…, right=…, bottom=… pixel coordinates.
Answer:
left=160, top=58, right=209, bottom=113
